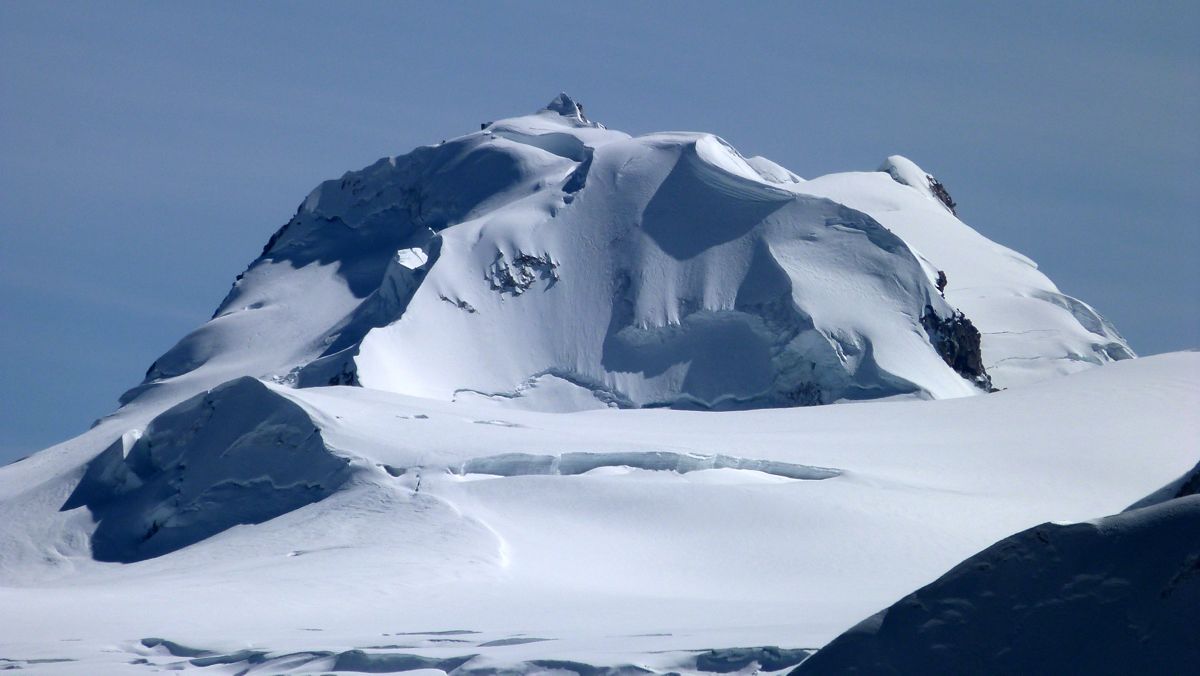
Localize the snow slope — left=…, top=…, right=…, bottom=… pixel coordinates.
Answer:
left=800, top=156, right=1134, bottom=389
left=1, top=352, right=1196, bottom=673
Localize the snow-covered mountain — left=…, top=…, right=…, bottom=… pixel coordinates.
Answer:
left=1, top=96, right=1188, bottom=675
left=118, top=93, right=1129, bottom=418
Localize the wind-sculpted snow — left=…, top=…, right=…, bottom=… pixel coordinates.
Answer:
left=113, top=94, right=1067, bottom=417
left=353, top=121, right=981, bottom=408
left=794, top=496, right=1200, bottom=675
left=63, top=377, right=351, bottom=562
left=114, top=94, right=1133, bottom=417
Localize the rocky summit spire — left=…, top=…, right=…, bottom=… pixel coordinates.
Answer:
left=543, top=92, right=588, bottom=122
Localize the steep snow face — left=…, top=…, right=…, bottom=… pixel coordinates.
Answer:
left=116, top=95, right=1128, bottom=416
left=794, top=496, right=1200, bottom=675
left=801, top=157, right=1133, bottom=389
left=117, top=122, right=586, bottom=412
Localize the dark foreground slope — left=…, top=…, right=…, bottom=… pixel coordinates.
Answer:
left=794, top=492, right=1200, bottom=675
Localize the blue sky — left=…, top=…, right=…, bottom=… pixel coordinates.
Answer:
left=1, top=1, right=1197, bottom=463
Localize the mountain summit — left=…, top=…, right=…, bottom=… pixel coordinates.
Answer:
left=542, top=91, right=593, bottom=124
left=121, top=94, right=1130, bottom=415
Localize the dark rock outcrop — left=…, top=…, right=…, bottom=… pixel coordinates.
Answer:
left=921, top=306, right=993, bottom=391
left=488, top=251, right=559, bottom=295
left=927, top=176, right=957, bottom=215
